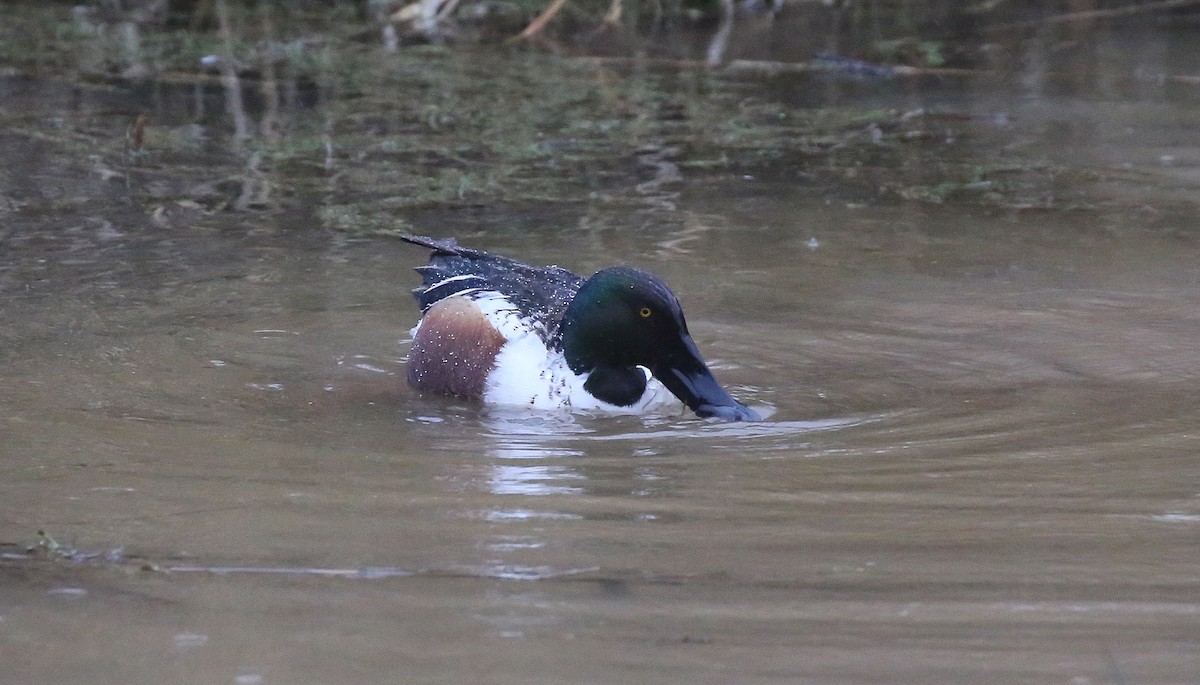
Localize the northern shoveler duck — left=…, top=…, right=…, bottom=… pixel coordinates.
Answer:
left=401, top=233, right=762, bottom=422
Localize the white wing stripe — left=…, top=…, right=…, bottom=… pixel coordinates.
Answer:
left=426, top=274, right=486, bottom=292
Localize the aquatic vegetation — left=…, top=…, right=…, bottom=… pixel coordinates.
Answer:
left=0, top=0, right=1197, bottom=238
left=26, top=530, right=125, bottom=564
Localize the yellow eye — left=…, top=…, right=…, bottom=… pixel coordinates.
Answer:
left=639, top=307, right=652, bottom=318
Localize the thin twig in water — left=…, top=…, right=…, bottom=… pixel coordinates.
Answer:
left=601, top=0, right=622, bottom=27
left=257, top=0, right=279, bottom=141
left=705, top=0, right=735, bottom=67
left=983, top=0, right=1200, bottom=32
left=511, top=0, right=570, bottom=41
left=215, top=0, right=251, bottom=143
left=437, top=0, right=464, bottom=22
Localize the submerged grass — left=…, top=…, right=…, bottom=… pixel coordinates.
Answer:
left=1, top=2, right=1197, bottom=242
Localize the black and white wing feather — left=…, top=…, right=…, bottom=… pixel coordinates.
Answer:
left=400, top=233, right=584, bottom=340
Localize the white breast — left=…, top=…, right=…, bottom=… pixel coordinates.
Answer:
left=470, top=292, right=683, bottom=416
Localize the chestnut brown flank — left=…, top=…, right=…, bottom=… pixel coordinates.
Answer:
left=407, top=297, right=507, bottom=399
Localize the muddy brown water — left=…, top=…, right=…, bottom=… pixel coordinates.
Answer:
left=3, top=18, right=1200, bottom=685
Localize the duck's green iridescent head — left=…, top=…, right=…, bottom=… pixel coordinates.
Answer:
left=560, top=266, right=760, bottom=422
